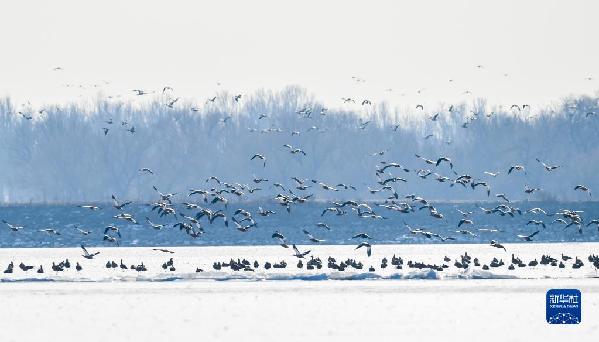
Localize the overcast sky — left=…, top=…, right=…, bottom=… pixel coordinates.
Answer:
left=1, top=0, right=598, bottom=109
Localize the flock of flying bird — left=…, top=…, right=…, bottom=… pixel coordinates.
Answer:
left=3, top=73, right=599, bottom=276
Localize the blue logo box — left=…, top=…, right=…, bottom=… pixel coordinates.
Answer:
left=546, top=289, right=581, bottom=324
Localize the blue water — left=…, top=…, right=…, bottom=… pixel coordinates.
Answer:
left=0, top=201, right=596, bottom=247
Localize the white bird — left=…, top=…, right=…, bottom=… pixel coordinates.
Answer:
left=103, top=234, right=119, bottom=245
left=517, top=231, right=540, bottom=241
left=527, top=207, right=547, bottom=215
left=39, top=228, right=61, bottom=235
left=74, top=225, right=91, bottom=235
left=536, top=158, right=560, bottom=172
left=112, top=195, right=132, bottom=211
left=457, top=209, right=472, bottom=217
left=316, top=222, right=331, bottom=230
left=2, top=220, right=24, bottom=232
left=456, top=229, right=477, bottom=237
left=527, top=220, right=546, bottom=229
left=132, top=89, right=149, bottom=96
left=146, top=217, right=164, bottom=230
left=114, top=213, right=137, bottom=224
left=302, top=229, right=325, bottom=243
left=458, top=219, right=473, bottom=227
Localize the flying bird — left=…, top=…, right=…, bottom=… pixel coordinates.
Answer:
left=574, top=185, right=592, bottom=198
left=508, top=165, right=525, bottom=174
left=496, top=194, right=510, bottom=203
left=458, top=219, right=473, bottom=227
left=2, top=220, right=24, bottom=232
left=39, top=228, right=60, bottom=235
left=139, top=168, right=154, bottom=175
left=536, top=158, right=560, bottom=172
left=517, top=231, right=540, bottom=242
left=74, top=225, right=91, bottom=235
left=302, top=229, right=325, bottom=243
left=316, top=222, right=331, bottom=230
left=355, top=242, right=372, bottom=257
left=166, top=97, right=180, bottom=109
left=81, top=244, right=100, bottom=259
left=352, top=233, right=373, bottom=240
left=292, top=244, right=311, bottom=258
left=251, top=154, right=266, bottom=167
left=146, top=217, right=164, bottom=230
left=78, top=205, right=100, bottom=211
left=132, top=89, right=149, bottom=96
left=152, top=248, right=175, bottom=254
left=111, top=195, right=132, bottom=210
left=490, top=240, right=506, bottom=251
left=436, top=157, right=454, bottom=169
left=527, top=220, right=546, bottom=229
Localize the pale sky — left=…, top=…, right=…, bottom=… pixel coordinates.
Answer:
left=1, top=0, right=598, bottom=109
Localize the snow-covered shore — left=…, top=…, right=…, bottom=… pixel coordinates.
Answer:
left=1, top=243, right=598, bottom=282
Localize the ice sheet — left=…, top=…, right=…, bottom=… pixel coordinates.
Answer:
left=1, top=243, right=598, bottom=282
left=0, top=278, right=597, bottom=342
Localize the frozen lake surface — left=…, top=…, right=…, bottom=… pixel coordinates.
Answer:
left=1, top=278, right=597, bottom=341
left=1, top=241, right=598, bottom=341
left=1, top=243, right=598, bottom=281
